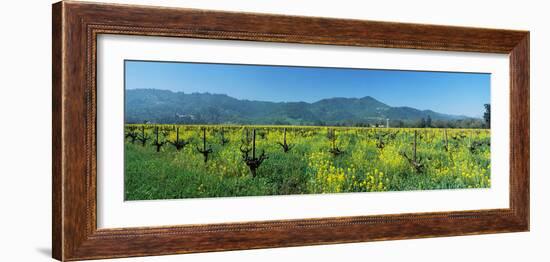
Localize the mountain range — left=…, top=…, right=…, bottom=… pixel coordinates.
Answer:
left=125, top=89, right=473, bottom=125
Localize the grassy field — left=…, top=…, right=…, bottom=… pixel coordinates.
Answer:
left=124, top=125, right=490, bottom=200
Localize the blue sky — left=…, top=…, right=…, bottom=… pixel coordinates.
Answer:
left=125, top=60, right=490, bottom=117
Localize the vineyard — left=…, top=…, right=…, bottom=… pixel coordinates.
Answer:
left=124, top=124, right=491, bottom=200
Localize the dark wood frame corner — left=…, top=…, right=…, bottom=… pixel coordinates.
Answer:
left=52, top=1, right=529, bottom=261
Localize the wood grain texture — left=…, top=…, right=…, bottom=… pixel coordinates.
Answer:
left=52, top=2, right=63, bottom=260
left=509, top=35, right=530, bottom=227
left=52, top=1, right=530, bottom=261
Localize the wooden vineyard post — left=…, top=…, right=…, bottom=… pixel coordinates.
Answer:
left=196, top=128, right=213, bottom=163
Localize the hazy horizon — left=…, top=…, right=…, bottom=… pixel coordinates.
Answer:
left=127, top=88, right=479, bottom=119
left=125, top=60, right=490, bottom=118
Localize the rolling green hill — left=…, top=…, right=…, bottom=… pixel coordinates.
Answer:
left=125, top=89, right=474, bottom=126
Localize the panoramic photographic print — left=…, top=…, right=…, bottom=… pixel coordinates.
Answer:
left=124, top=60, right=491, bottom=201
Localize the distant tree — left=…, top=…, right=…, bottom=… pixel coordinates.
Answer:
left=483, top=104, right=491, bottom=128
left=433, top=120, right=445, bottom=128
left=314, top=120, right=326, bottom=126
left=274, top=119, right=290, bottom=125
left=418, top=118, right=427, bottom=128
left=391, top=120, right=405, bottom=128
left=426, top=115, right=432, bottom=127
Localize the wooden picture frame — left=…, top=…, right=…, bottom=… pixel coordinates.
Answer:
left=52, top=1, right=529, bottom=261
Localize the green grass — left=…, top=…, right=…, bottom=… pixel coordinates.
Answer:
left=124, top=125, right=490, bottom=200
